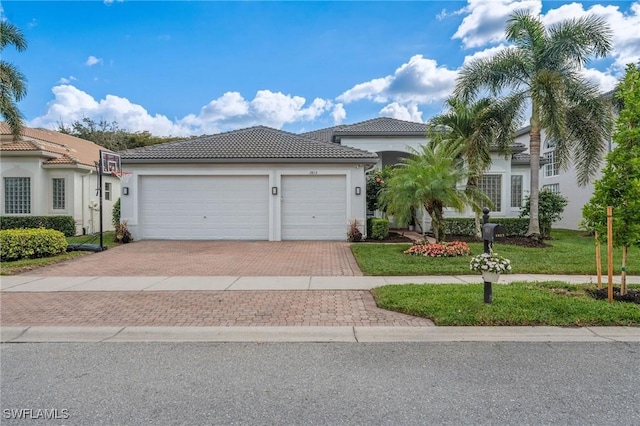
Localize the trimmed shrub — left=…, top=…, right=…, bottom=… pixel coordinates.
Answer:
left=520, top=190, right=568, bottom=238
left=112, top=198, right=121, bottom=228
left=444, top=217, right=528, bottom=237
left=371, top=218, right=389, bottom=240
left=0, top=228, right=68, bottom=261
left=444, top=218, right=476, bottom=236
left=498, top=218, right=529, bottom=237
left=0, top=215, right=76, bottom=237
left=366, top=217, right=374, bottom=238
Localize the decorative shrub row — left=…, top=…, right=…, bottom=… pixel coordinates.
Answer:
left=404, top=241, right=471, bottom=257
left=444, top=218, right=528, bottom=237
left=370, top=218, right=389, bottom=240
left=0, top=215, right=76, bottom=237
left=0, top=228, right=68, bottom=261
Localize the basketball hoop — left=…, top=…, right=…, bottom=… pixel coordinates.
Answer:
left=111, top=171, right=132, bottom=184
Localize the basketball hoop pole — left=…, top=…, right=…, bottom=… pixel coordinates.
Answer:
left=98, top=150, right=105, bottom=250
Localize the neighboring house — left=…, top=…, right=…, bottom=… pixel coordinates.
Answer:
left=515, top=126, right=614, bottom=230
left=119, top=126, right=377, bottom=241
left=302, top=117, right=538, bottom=224
left=0, top=123, right=120, bottom=235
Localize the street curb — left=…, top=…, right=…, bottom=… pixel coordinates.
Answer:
left=2, top=326, right=638, bottom=343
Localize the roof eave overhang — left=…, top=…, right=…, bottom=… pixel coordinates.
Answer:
left=121, top=157, right=379, bottom=165
left=334, top=132, right=426, bottom=138
left=0, top=149, right=59, bottom=159
left=42, top=163, right=95, bottom=171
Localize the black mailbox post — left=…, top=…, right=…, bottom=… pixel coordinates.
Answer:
left=481, top=208, right=506, bottom=304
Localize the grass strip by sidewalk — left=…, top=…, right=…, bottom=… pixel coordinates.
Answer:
left=372, top=282, right=640, bottom=326
left=352, top=229, right=639, bottom=276
left=1, top=231, right=117, bottom=275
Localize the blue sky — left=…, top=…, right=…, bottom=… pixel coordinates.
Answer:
left=2, top=0, right=639, bottom=136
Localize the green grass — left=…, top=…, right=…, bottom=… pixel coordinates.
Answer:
left=1, top=231, right=117, bottom=275
left=372, top=282, right=640, bottom=326
left=352, top=229, right=640, bottom=275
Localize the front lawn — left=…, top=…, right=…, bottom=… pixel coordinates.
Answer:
left=1, top=231, right=117, bottom=275
left=372, top=282, right=640, bottom=326
left=351, top=229, right=639, bottom=276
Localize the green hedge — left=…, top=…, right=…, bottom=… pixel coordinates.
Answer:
left=444, top=218, right=528, bottom=237
left=0, top=228, right=68, bottom=261
left=0, top=215, right=76, bottom=237
left=371, top=218, right=390, bottom=240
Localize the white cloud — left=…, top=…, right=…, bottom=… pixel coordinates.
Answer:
left=462, top=44, right=509, bottom=66
left=542, top=2, right=640, bottom=70
left=85, top=56, right=103, bottom=66
left=57, top=76, right=78, bottom=84
left=337, top=55, right=457, bottom=106
left=379, top=103, right=424, bottom=122
left=29, top=85, right=334, bottom=137
left=331, top=103, right=346, bottom=124
left=452, top=0, right=542, bottom=49
left=581, top=67, right=619, bottom=93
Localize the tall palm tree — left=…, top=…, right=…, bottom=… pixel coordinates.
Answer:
left=379, top=140, right=488, bottom=243
left=1, top=21, right=28, bottom=140
left=427, top=96, right=522, bottom=236
left=455, top=11, right=614, bottom=239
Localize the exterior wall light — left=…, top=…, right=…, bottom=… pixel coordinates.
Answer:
left=272, top=187, right=278, bottom=195
left=123, top=187, right=129, bottom=195
left=355, top=186, right=361, bottom=195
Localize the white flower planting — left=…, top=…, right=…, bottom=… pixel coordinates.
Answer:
left=470, top=252, right=512, bottom=274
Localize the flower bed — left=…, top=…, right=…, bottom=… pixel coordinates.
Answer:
left=403, top=241, right=471, bottom=257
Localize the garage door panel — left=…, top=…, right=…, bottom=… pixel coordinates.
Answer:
left=140, top=176, right=269, bottom=240
left=281, top=175, right=346, bottom=240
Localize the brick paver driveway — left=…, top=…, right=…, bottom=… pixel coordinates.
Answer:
left=28, top=241, right=362, bottom=276
left=1, top=291, right=433, bottom=327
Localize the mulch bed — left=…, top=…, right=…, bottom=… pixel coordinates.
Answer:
left=358, top=232, right=415, bottom=243
left=446, top=235, right=552, bottom=248
left=357, top=232, right=552, bottom=247
left=587, top=287, right=640, bottom=304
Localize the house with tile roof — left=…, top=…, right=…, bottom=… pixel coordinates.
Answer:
left=302, top=117, right=540, bottom=229
left=120, top=126, right=377, bottom=241
left=0, top=123, right=120, bottom=234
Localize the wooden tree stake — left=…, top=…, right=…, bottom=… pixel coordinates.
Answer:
left=595, top=231, right=602, bottom=290
left=621, top=246, right=628, bottom=296
left=607, top=206, right=613, bottom=303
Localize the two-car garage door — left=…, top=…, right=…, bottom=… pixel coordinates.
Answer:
left=138, top=175, right=347, bottom=240
left=140, top=176, right=269, bottom=240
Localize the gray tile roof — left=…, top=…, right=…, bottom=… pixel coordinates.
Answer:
left=300, top=117, right=427, bottom=144
left=120, top=126, right=378, bottom=163
left=335, top=117, right=427, bottom=135
left=512, top=153, right=549, bottom=165
left=299, top=125, right=344, bottom=143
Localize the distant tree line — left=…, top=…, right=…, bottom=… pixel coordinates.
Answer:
left=57, top=117, right=184, bottom=151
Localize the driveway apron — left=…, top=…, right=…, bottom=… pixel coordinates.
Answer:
left=26, top=241, right=363, bottom=276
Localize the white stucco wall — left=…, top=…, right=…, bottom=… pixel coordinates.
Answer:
left=516, top=128, right=612, bottom=230
left=120, top=162, right=369, bottom=241
left=1, top=156, right=119, bottom=234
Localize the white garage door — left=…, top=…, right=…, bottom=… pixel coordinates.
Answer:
left=281, top=175, right=347, bottom=240
left=140, top=175, right=269, bottom=240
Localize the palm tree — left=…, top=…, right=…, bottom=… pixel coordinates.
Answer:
left=1, top=21, right=28, bottom=140
left=379, top=140, right=488, bottom=243
left=427, top=96, right=522, bottom=236
left=455, top=11, right=614, bottom=239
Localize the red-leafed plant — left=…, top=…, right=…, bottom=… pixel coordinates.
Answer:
left=403, top=241, right=470, bottom=257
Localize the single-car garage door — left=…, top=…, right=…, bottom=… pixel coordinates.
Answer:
left=139, top=175, right=269, bottom=240
left=281, top=175, right=346, bottom=240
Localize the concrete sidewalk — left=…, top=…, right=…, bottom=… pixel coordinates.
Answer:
left=2, top=274, right=638, bottom=292
left=2, top=325, right=639, bottom=343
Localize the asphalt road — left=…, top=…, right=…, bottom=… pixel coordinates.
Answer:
left=1, top=342, right=638, bottom=425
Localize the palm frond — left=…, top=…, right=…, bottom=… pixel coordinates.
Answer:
left=546, top=15, right=612, bottom=67
left=0, top=22, right=28, bottom=51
